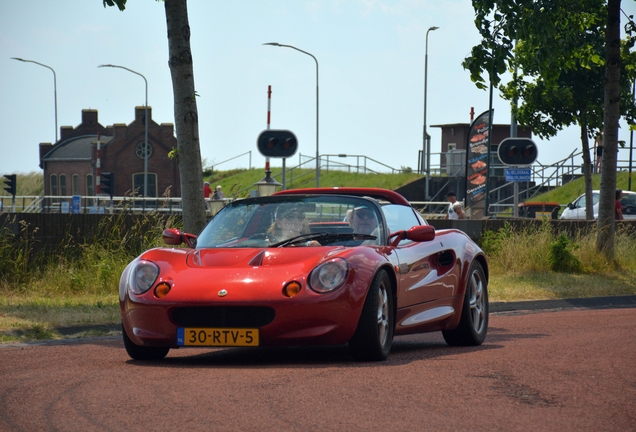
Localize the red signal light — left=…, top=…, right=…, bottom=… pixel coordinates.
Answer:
left=497, top=138, right=538, bottom=166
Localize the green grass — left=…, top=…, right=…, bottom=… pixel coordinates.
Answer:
left=0, top=295, right=119, bottom=343
left=206, top=168, right=423, bottom=198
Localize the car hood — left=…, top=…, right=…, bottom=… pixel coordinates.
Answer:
left=135, top=246, right=355, bottom=302
left=187, top=247, right=346, bottom=269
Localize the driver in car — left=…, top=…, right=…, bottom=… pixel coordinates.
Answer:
left=267, top=203, right=320, bottom=246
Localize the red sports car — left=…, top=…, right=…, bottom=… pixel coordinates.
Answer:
left=120, top=187, right=488, bottom=361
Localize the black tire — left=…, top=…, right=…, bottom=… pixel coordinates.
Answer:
left=122, top=323, right=170, bottom=361
left=442, top=261, right=489, bottom=346
left=349, top=270, right=395, bottom=361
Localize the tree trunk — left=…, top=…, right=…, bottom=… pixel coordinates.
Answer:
left=579, top=122, right=594, bottom=219
left=164, top=0, right=207, bottom=235
left=597, top=0, right=621, bottom=257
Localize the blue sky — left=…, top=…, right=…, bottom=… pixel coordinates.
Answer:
left=2, top=0, right=636, bottom=176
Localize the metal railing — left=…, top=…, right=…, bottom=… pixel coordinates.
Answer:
left=3, top=149, right=632, bottom=216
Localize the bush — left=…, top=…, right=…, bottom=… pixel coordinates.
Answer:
left=547, top=234, right=582, bottom=273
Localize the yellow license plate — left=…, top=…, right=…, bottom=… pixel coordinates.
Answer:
left=177, top=328, right=259, bottom=347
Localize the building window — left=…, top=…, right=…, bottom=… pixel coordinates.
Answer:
left=60, top=174, right=67, bottom=196
left=72, top=174, right=79, bottom=196
left=448, top=143, right=457, bottom=151
left=86, top=174, right=94, bottom=196
left=135, top=141, right=153, bottom=160
left=50, top=174, right=58, bottom=196
left=133, top=173, right=157, bottom=197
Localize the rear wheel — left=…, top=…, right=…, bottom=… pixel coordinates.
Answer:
left=122, top=323, right=170, bottom=361
left=443, top=261, right=488, bottom=346
left=349, top=270, right=394, bottom=361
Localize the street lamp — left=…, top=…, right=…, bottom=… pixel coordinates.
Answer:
left=11, top=57, right=58, bottom=142
left=98, top=64, right=149, bottom=199
left=423, top=26, right=439, bottom=199
left=254, top=170, right=283, bottom=197
left=263, top=42, right=320, bottom=187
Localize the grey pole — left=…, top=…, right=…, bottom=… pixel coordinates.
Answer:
left=423, top=26, right=439, bottom=199
left=98, top=64, right=149, bottom=200
left=11, top=58, right=58, bottom=142
left=263, top=43, right=320, bottom=187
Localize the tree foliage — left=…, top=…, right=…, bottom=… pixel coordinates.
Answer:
left=464, top=0, right=636, bottom=256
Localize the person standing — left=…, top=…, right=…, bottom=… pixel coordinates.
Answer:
left=203, top=182, right=212, bottom=211
left=203, top=182, right=212, bottom=199
left=445, top=192, right=466, bottom=220
left=616, top=189, right=624, bottom=220
left=594, top=130, right=603, bottom=174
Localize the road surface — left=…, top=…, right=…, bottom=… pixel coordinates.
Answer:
left=0, top=306, right=634, bottom=431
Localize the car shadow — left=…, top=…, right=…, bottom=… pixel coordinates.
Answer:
left=123, top=325, right=547, bottom=369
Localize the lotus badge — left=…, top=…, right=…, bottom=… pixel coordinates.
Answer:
left=218, top=289, right=228, bottom=297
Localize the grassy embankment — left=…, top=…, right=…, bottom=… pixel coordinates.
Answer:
left=0, top=169, right=634, bottom=343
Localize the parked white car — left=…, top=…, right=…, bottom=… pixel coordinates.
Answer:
left=560, top=190, right=636, bottom=220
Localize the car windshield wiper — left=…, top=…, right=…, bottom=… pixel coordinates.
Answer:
left=270, top=232, right=377, bottom=247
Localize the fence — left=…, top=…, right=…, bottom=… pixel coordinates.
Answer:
left=3, top=148, right=633, bottom=215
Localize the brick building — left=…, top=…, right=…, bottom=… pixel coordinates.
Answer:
left=39, top=107, right=180, bottom=198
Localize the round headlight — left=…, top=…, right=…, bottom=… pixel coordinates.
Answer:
left=309, top=258, right=348, bottom=293
left=129, top=260, right=159, bottom=295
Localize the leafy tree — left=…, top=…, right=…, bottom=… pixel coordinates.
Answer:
left=103, top=0, right=207, bottom=235
left=463, top=0, right=636, bottom=257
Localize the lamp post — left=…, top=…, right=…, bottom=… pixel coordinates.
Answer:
left=263, top=42, right=320, bottom=187
left=11, top=57, right=58, bottom=142
left=98, top=64, right=149, bottom=199
left=254, top=170, right=283, bottom=197
left=423, top=26, right=439, bottom=199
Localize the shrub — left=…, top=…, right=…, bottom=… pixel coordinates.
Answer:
left=547, top=234, right=582, bottom=273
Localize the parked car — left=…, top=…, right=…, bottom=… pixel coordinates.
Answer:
left=560, top=190, right=636, bottom=220
left=119, top=187, right=489, bottom=362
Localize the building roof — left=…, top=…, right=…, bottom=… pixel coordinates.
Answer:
left=42, top=135, right=114, bottom=162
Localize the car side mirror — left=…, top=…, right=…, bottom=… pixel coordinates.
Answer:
left=567, top=203, right=575, bottom=210
left=389, top=225, right=435, bottom=247
left=163, top=228, right=198, bottom=248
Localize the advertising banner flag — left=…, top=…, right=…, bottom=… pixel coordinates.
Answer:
left=465, top=110, right=493, bottom=219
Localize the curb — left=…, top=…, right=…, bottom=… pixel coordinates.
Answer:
left=491, top=294, right=636, bottom=313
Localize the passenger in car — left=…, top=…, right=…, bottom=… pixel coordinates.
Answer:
left=351, top=206, right=380, bottom=244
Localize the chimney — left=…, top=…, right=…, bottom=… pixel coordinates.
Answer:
left=39, top=142, right=53, bottom=168
left=82, top=109, right=98, bottom=126
left=135, top=106, right=152, bottom=125
left=60, top=126, right=74, bottom=141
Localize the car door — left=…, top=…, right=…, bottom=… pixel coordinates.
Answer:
left=570, top=194, right=587, bottom=219
left=382, top=204, right=444, bottom=306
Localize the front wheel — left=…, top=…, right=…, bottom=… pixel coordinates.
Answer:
left=442, top=260, right=488, bottom=346
left=122, top=323, right=170, bottom=361
left=349, top=270, right=395, bottom=361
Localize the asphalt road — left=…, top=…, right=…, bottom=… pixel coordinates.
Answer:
left=0, top=297, right=634, bottom=431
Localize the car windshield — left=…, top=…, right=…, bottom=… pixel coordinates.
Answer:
left=196, top=195, right=385, bottom=248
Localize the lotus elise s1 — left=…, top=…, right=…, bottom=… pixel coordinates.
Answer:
left=120, top=187, right=488, bottom=361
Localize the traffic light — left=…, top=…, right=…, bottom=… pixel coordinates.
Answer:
left=100, top=172, right=114, bottom=198
left=257, top=130, right=298, bottom=158
left=497, top=138, right=538, bottom=166
left=3, top=174, right=16, bottom=197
